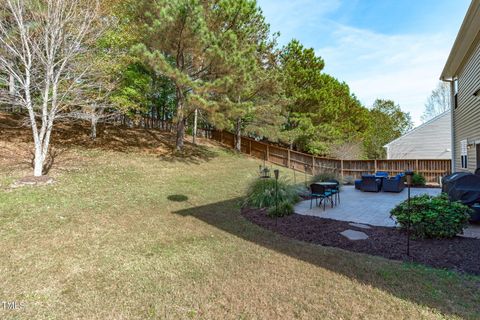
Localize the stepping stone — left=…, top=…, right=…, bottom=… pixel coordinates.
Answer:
left=348, top=223, right=371, bottom=229
left=340, top=229, right=369, bottom=241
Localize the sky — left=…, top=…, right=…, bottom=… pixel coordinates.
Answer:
left=257, top=0, right=472, bottom=126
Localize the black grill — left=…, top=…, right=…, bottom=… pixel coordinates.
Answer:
left=442, top=172, right=480, bottom=206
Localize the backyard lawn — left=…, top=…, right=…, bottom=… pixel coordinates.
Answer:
left=1, top=131, right=480, bottom=319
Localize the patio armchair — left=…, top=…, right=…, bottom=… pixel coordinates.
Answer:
left=382, top=174, right=406, bottom=193
left=359, top=175, right=382, bottom=192
left=309, top=183, right=333, bottom=210
left=475, top=168, right=480, bottom=176
left=326, top=179, right=340, bottom=204
left=354, top=179, right=362, bottom=190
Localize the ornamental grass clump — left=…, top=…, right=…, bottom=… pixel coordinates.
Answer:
left=390, top=193, right=471, bottom=239
left=243, top=178, right=301, bottom=217
left=311, top=172, right=340, bottom=184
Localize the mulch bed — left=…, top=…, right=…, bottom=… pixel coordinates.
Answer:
left=242, top=208, right=480, bottom=275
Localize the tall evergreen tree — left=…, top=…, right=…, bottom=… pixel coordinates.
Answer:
left=214, top=1, right=285, bottom=151
left=135, top=0, right=247, bottom=151
left=279, top=40, right=369, bottom=155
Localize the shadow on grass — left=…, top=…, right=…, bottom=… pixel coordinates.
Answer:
left=167, top=194, right=189, bottom=202
left=173, top=197, right=480, bottom=319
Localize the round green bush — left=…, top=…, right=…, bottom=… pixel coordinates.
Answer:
left=390, top=193, right=471, bottom=239
left=412, top=172, right=426, bottom=186
left=243, top=178, right=300, bottom=217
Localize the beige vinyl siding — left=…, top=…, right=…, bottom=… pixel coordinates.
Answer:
left=386, top=112, right=451, bottom=159
left=454, top=35, right=480, bottom=172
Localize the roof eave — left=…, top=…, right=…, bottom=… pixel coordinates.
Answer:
left=440, top=0, right=480, bottom=80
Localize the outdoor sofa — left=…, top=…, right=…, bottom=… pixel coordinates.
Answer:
left=355, top=171, right=389, bottom=192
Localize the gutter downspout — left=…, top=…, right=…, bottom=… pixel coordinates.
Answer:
left=442, top=77, right=456, bottom=173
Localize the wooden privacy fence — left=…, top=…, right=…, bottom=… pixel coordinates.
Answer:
left=211, top=131, right=451, bottom=184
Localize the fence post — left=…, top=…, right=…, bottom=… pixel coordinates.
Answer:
left=415, top=159, right=419, bottom=172
left=341, top=159, right=344, bottom=180
left=249, top=139, right=252, bottom=155
left=287, top=149, right=291, bottom=168
left=374, top=159, right=378, bottom=173
left=266, top=145, right=270, bottom=162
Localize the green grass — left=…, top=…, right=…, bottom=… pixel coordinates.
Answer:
left=0, top=144, right=479, bottom=319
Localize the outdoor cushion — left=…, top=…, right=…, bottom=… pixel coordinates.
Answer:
left=375, top=171, right=389, bottom=177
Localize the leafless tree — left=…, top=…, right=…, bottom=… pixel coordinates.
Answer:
left=421, top=82, right=451, bottom=123
left=0, top=0, right=102, bottom=176
left=68, top=80, right=120, bottom=140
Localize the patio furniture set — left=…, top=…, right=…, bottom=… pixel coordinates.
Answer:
left=309, top=180, right=340, bottom=210
left=355, top=171, right=406, bottom=193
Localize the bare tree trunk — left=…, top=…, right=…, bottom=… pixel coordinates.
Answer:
left=192, top=108, right=198, bottom=144
left=8, top=74, right=14, bottom=95
left=31, top=116, right=54, bottom=177
left=91, top=116, right=98, bottom=140
left=8, top=74, right=14, bottom=111
left=235, top=117, right=242, bottom=152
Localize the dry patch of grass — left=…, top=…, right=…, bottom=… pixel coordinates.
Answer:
left=0, top=113, right=479, bottom=319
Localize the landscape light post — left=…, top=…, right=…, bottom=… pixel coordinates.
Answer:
left=405, top=170, right=414, bottom=257
left=274, top=169, right=280, bottom=224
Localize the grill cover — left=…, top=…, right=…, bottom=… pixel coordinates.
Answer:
left=442, top=172, right=480, bottom=206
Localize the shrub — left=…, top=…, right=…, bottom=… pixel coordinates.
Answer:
left=412, top=172, right=426, bottom=186
left=390, top=193, right=471, bottom=239
left=311, top=172, right=340, bottom=184
left=268, top=200, right=294, bottom=218
left=243, top=178, right=300, bottom=217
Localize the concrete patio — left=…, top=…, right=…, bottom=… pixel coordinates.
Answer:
left=294, top=185, right=480, bottom=238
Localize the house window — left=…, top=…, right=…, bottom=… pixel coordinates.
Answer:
left=461, top=140, right=468, bottom=169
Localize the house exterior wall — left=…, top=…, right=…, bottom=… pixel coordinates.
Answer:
left=386, top=112, right=451, bottom=160
left=453, top=35, right=480, bottom=172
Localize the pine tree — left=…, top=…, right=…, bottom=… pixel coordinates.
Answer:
left=213, top=1, right=285, bottom=151
left=135, top=0, right=243, bottom=151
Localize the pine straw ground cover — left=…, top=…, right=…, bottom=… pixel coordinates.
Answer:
left=0, top=119, right=480, bottom=319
